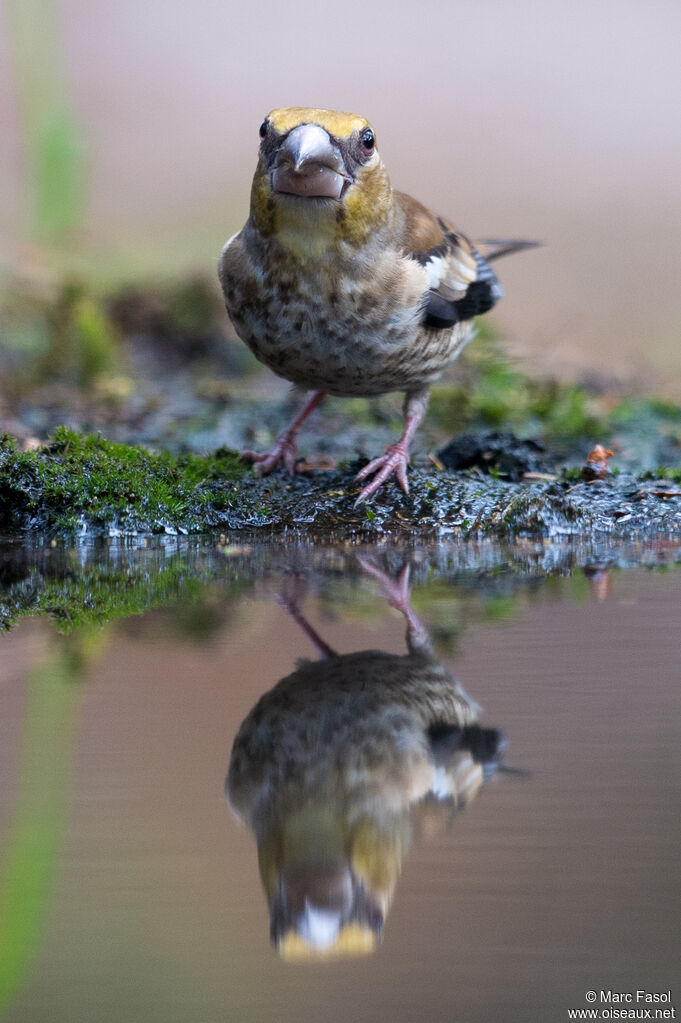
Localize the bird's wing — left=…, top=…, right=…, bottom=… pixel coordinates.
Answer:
left=394, top=191, right=503, bottom=329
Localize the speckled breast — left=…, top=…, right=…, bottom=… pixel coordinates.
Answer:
left=224, top=255, right=471, bottom=398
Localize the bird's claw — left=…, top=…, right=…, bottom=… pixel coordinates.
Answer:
left=240, top=433, right=298, bottom=476
left=354, top=443, right=410, bottom=505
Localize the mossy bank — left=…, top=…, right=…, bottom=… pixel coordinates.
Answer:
left=0, top=428, right=245, bottom=535
left=1, top=427, right=681, bottom=541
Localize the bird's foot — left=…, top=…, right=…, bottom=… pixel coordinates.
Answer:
left=357, top=558, right=412, bottom=614
left=241, top=430, right=299, bottom=476
left=240, top=390, right=327, bottom=477
left=354, top=441, right=410, bottom=505
left=357, top=557, right=431, bottom=654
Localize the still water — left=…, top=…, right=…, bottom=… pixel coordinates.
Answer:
left=1, top=539, right=679, bottom=1023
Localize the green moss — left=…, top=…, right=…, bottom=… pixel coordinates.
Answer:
left=1, top=282, right=124, bottom=392
left=164, top=276, right=221, bottom=336
left=482, top=595, right=517, bottom=621
left=530, top=380, right=604, bottom=439
left=44, top=283, right=122, bottom=386
left=641, top=466, right=681, bottom=482
left=0, top=427, right=246, bottom=535
left=430, top=335, right=681, bottom=455
left=610, top=397, right=681, bottom=426
left=0, top=558, right=211, bottom=632
left=430, top=340, right=607, bottom=441
left=0, top=539, right=256, bottom=632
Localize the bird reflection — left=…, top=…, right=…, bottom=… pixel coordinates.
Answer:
left=226, top=561, right=507, bottom=960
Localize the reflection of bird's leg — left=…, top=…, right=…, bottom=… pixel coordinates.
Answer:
left=357, top=558, right=432, bottom=657
left=275, top=573, right=336, bottom=659
left=241, top=389, right=326, bottom=475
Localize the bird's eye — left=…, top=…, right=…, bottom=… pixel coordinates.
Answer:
left=259, top=120, right=268, bottom=140
left=361, top=128, right=375, bottom=154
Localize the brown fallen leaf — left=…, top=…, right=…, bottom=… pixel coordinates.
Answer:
left=295, top=456, right=337, bottom=473
left=581, top=444, right=614, bottom=481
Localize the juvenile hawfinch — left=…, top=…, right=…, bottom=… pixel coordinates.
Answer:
left=219, top=107, right=532, bottom=503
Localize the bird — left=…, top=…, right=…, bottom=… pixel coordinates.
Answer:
left=226, top=562, right=507, bottom=958
left=219, top=107, right=533, bottom=503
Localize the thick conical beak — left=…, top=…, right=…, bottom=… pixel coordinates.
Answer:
left=272, top=123, right=349, bottom=200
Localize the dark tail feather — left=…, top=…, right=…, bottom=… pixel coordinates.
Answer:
left=476, top=239, right=542, bottom=263
left=496, top=763, right=533, bottom=778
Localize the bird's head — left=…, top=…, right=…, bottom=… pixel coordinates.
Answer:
left=258, top=806, right=391, bottom=960
left=249, top=107, right=393, bottom=254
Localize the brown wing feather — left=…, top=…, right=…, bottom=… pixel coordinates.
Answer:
left=394, top=190, right=447, bottom=252
left=394, top=193, right=501, bottom=328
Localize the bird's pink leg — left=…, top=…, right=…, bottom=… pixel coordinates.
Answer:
left=354, top=388, right=429, bottom=505
left=241, top=390, right=326, bottom=476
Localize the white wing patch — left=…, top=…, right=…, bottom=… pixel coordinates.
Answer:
left=431, top=765, right=453, bottom=801
left=423, top=254, right=447, bottom=290
left=423, top=248, right=478, bottom=301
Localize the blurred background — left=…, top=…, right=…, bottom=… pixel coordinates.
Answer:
left=1, top=0, right=680, bottom=394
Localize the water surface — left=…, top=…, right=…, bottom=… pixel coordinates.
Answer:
left=1, top=540, right=679, bottom=1022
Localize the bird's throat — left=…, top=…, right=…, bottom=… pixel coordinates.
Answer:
left=273, top=200, right=340, bottom=260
